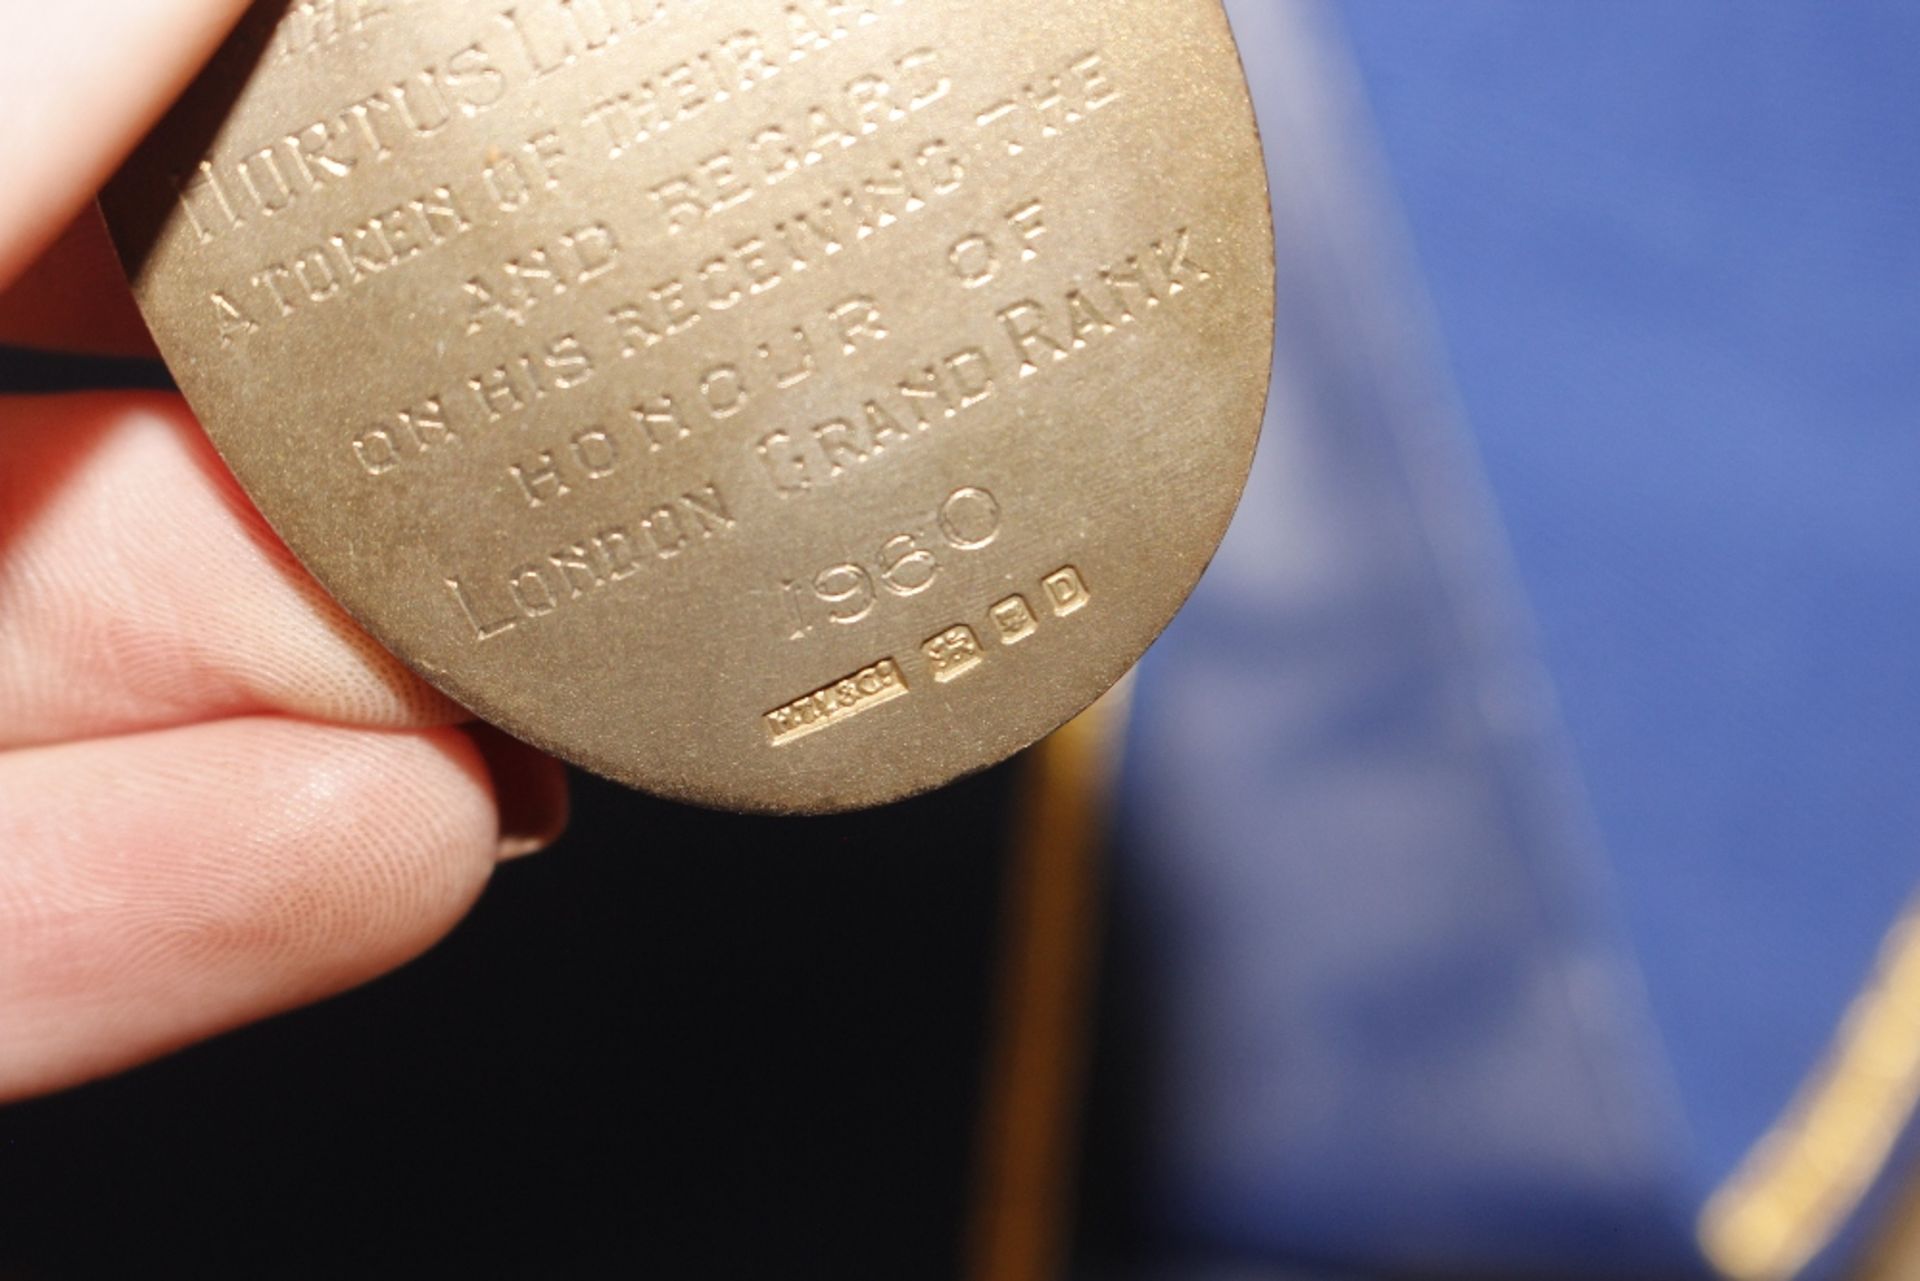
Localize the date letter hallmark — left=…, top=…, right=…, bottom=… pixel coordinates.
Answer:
left=765, top=658, right=910, bottom=746
left=1043, top=566, right=1089, bottom=616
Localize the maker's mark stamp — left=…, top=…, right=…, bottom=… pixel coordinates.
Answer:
left=765, top=658, right=909, bottom=746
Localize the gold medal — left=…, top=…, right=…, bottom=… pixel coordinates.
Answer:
left=103, top=0, right=1275, bottom=813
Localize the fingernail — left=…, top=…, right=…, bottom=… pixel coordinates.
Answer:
left=466, top=724, right=571, bottom=860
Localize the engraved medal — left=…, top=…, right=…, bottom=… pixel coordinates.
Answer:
left=102, top=0, right=1276, bottom=813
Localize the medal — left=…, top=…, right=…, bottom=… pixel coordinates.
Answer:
left=102, top=0, right=1275, bottom=813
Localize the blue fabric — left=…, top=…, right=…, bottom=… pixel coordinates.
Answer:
left=1339, top=0, right=1920, bottom=1195
left=1111, top=4, right=1699, bottom=1275
left=1109, top=1, right=1920, bottom=1276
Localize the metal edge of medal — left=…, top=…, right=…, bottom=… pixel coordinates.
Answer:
left=101, top=0, right=1277, bottom=815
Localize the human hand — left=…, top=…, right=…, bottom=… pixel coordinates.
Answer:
left=0, top=1, right=570, bottom=1103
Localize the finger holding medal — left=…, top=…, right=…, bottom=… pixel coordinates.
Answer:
left=1, top=0, right=1272, bottom=1102
left=0, top=0, right=571, bottom=1105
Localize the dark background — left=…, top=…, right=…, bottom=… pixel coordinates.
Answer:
left=0, top=759, right=1018, bottom=1280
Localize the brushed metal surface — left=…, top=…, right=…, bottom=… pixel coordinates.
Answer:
left=103, top=0, right=1275, bottom=813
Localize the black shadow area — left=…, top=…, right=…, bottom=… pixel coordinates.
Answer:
left=0, top=766, right=1017, bottom=1281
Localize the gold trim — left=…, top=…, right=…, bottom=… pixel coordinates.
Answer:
left=1857, top=1160, right=1920, bottom=1281
left=1699, top=896, right=1920, bottom=1280
left=966, top=680, right=1133, bottom=1281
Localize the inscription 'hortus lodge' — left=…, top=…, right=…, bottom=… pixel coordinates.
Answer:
left=178, top=0, right=915, bottom=245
